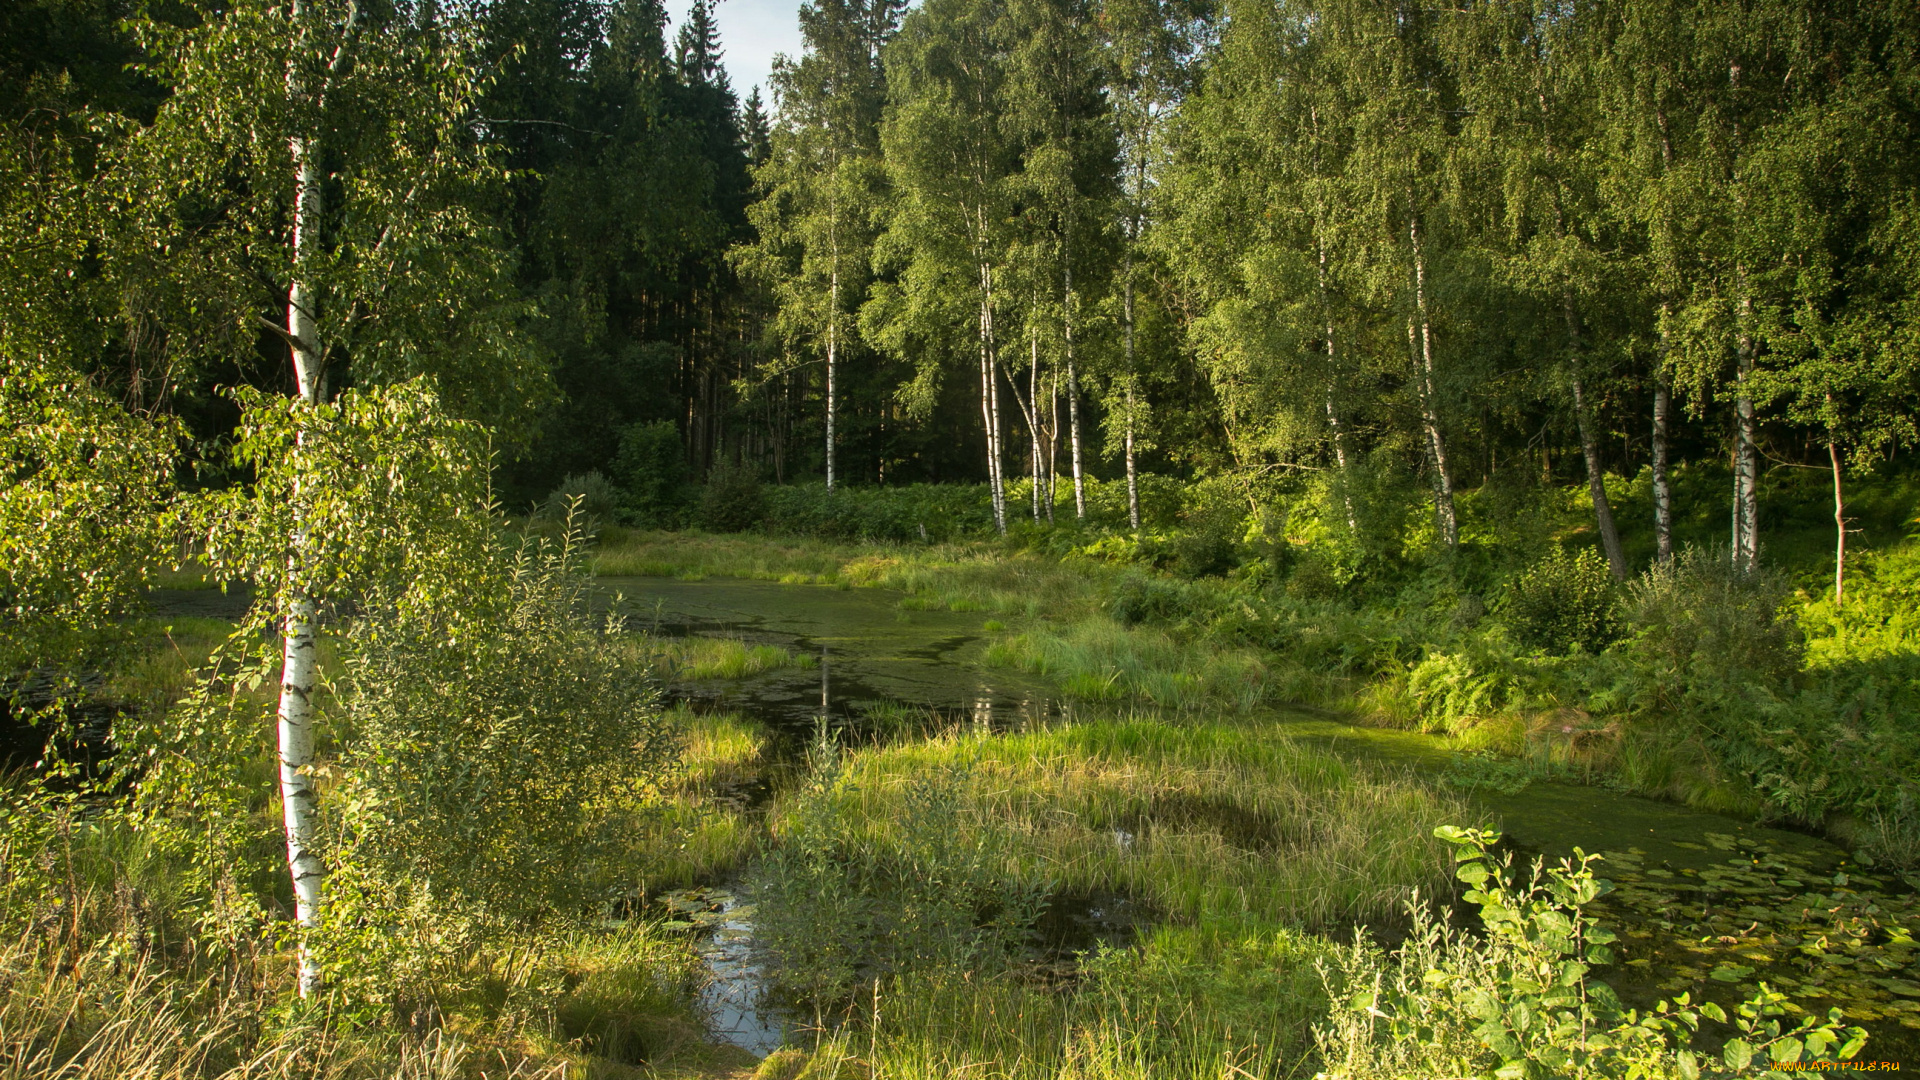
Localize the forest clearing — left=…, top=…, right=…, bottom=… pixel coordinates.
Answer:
left=4, top=0, right=1918, bottom=1075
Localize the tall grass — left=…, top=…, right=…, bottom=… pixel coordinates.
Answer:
left=615, top=634, right=817, bottom=681
left=778, top=718, right=1472, bottom=934
left=986, top=621, right=1271, bottom=711
left=747, top=717, right=1476, bottom=1078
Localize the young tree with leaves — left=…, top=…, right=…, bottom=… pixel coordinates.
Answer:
left=739, top=0, right=898, bottom=491
left=869, top=0, right=1022, bottom=532
left=124, top=0, right=542, bottom=993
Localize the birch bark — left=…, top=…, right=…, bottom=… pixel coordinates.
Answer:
left=1733, top=287, right=1759, bottom=570
left=1408, top=214, right=1457, bottom=547
left=281, top=0, right=330, bottom=997
left=1064, top=253, right=1084, bottom=520
left=1653, top=311, right=1674, bottom=563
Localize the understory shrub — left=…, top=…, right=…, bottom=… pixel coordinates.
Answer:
left=534, top=471, right=620, bottom=526
left=695, top=461, right=766, bottom=532
left=1315, top=826, right=1868, bottom=1079
left=321, top=522, right=677, bottom=1002
left=750, top=737, right=1051, bottom=1005
left=612, top=420, right=692, bottom=527
left=1500, top=547, right=1621, bottom=655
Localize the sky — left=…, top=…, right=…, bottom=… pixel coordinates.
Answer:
left=668, top=0, right=805, bottom=105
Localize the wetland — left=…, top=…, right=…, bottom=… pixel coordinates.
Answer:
left=607, top=568, right=1920, bottom=1073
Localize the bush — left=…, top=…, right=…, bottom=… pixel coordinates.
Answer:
left=694, top=461, right=766, bottom=533
left=1500, top=547, right=1620, bottom=654
left=759, top=482, right=997, bottom=542
left=1314, top=825, right=1868, bottom=1079
left=1625, top=545, right=1803, bottom=697
left=1108, top=574, right=1193, bottom=625
left=320, top=518, right=676, bottom=1002
left=534, top=471, right=620, bottom=527
left=750, top=739, right=1049, bottom=1005
left=612, top=421, right=691, bottom=526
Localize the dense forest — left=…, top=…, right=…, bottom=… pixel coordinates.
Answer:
left=3, top=0, right=1919, bottom=1075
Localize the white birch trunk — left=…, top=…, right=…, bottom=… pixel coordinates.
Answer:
left=978, top=260, right=1006, bottom=534
left=1653, top=309, right=1674, bottom=564
left=1062, top=255, right=1085, bottom=521
left=1733, top=289, right=1759, bottom=570
left=826, top=261, right=837, bottom=493
left=1122, top=271, right=1140, bottom=531
left=282, top=12, right=327, bottom=993
left=1408, top=215, right=1457, bottom=547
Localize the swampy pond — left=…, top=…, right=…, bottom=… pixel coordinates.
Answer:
left=605, top=576, right=1920, bottom=1062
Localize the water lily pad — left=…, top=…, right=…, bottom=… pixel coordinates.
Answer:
left=1709, top=963, right=1755, bottom=982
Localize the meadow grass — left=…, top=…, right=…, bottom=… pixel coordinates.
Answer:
left=0, top=805, right=759, bottom=1080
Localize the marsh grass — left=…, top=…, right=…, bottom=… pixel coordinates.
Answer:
left=985, top=621, right=1271, bottom=712
left=748, top=717, right=1469, bottom=1078
left=773, top=937, right=1327, bottom=1078
left=620, top=708, right=775, bottom=891
left=782, top=718, right=1473, bottom=934
left=619, top=634, right=818, bottom=681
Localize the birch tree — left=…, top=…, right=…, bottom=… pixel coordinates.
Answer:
left=739, top=0, right=897, bottom=490
left=124, top=0, right=542, bottom=994
left=868, top=0, right=1019, bottom=532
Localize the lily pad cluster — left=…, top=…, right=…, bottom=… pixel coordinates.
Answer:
left=1591, top=832, right=1920, bottom=1037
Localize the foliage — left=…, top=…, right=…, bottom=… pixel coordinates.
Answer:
left=1623, top=546, right=1805, bottom=703
left=695, top=460, right=768, bottom=533
left=533, top=470, right=620, bottom=526
left=1314, top=825, right=1869, bottom=1079
left=611, top=420, right=692, bottom=527
left=752, top=733, right=1052, bottom=1004
left=0, top=353, right=178, bottom=677
left=318, top=514, right=676, bottom=1002
left=1502, top=548, right=1622, bottom=656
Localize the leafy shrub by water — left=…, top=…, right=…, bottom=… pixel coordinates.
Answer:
left=751, top=737, right=1050, bottom=1005
left=1625, top=545, right=1803, bottom=698
left=1500, top=547, right=1620, bottom=654
left=534, top=471, right=620, bottom=526
left=321, top=522, right=677, bottom=1001
left=695, top=461, right=766, bottom=532
left=1315, top=826, right=1869, bottom=1079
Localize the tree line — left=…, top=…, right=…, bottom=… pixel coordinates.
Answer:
left=744, top=0, right=1919, bottom=588
left=5, top=0, right=1918, bottom=583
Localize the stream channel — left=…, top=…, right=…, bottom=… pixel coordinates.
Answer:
left=606, top=575, right=1920, bottom=1061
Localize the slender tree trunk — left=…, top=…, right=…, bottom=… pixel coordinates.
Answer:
left=1733, top=287, right=1759, bottom=570
left=1564, top=291, right=1626, bottom=580
left=1045, top=370, right=1057, bottom=524
left=1408, top=215, right=1457, bottom=547
left=826, top=255, right=838, bottom=492
left=1652, top=307, right=1674, bottom=564
left=1317, top=239, right=1357, bottom=532
left=1064, top=262, right=1085, bottom=520
left=1830, top=431, right=1846, bottom=607
left=281, top=9, right=326, bottom=997
left=1029, top=336, right=1042, bottom=522
left=1121, top=239, right=1142, bottom=531
left=978, top=260, right=1006, bottom=534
